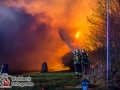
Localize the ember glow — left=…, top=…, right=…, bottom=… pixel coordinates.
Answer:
left=0, top=0, right=96, bottom=73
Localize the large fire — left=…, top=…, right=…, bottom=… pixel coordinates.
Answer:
left=0, top=0, right=96, bottom=72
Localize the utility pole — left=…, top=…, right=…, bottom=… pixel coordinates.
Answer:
left=106, top=0, right=110, bottom=86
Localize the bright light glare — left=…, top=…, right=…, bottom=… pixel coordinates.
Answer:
left=75, top=32, right=80, bottom=38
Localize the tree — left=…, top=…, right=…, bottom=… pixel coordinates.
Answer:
left=86, top=0, right=120, bottom=78
left=61, top=52, right=74, bottom=71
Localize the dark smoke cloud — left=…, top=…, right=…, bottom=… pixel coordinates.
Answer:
left=0, top=5, right=52, bottom=73
left=0, top=0, right=96, bottom=73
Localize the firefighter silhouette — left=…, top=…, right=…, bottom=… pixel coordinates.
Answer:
left=81, top=49, right=89, bottom=77
left=73, top=49, right=82, bottom=78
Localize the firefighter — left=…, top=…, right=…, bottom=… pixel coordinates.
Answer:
left=73, top=49, right=82, bottom=78
left=81, top=49, right=89, bottom=78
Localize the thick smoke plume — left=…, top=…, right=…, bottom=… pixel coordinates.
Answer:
left=0, top=0, right=96, bottom=73
left=0, top=6, right=55, bottom=73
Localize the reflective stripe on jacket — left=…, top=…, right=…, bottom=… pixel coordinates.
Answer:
left=73, top=53, right=81, bottom=64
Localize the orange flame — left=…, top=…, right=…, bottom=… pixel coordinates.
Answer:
left=75, top=32, right=80, bottom=39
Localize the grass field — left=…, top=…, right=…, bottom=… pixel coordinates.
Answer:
left=4, top=71, right=117, bottom=90
left=6, top=71, right=82, bottom=90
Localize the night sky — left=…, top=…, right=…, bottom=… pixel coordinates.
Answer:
left=0, top=0, right=95, bottom=73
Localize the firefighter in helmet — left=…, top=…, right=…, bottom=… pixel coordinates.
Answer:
left=81, top=49, right=89, bottom=78
left=73, top=49, right=82, bottom=78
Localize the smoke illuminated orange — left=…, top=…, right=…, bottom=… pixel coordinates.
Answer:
left=0, top=0, right=96, bottom=72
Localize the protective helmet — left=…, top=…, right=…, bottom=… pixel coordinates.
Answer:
left=82, top=49, right=85, bottom=53
left=76, top=49, right=80, bottom=53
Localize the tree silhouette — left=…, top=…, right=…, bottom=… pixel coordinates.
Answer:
left=61, top=52, right=74, bottom=71
left=86, top=0, right=120, bottom=79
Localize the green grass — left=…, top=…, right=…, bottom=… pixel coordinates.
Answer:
left=5, top=71, right=113, bottom=90
left=6, top=71, right=83, bottom=90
